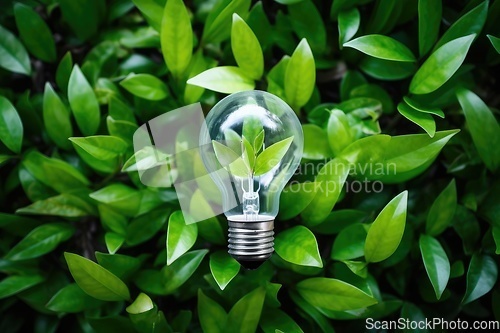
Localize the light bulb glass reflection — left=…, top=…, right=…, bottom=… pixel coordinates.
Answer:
left=199, top=91, right=303, bottom=268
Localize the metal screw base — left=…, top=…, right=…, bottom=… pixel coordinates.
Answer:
left=228, top=219, right=274, bottom=270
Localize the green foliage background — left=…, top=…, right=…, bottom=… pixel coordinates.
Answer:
left=0, top=0, right=500, bottom=332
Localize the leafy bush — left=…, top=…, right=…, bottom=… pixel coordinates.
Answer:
left=1, top=0, right=500, bottom=332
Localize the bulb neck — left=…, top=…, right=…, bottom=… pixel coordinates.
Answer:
left=227, top=219, right=274, bottom=270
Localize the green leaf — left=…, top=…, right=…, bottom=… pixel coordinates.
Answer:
left=126, top=293, right=154, bottom=314
left=301, top=158, right=350, bottom=226
left=359, top=57, right=416, bottom=81
left=426, top=179, right=457, bottom=236
left=16, top=193, right=95, bottom=217
left=0, top=24, right=31, bottom=75
left=132, top=0, right=163, bottom=31
left=198, top=289, right=227, bottom=333
left=462, top=254, right=498, bottom=304
left=487, top=35, right=500, bottom=54
left=126, top=209, right=170, bottom=246
left=397, top=101, right=436, bottom=137
left=418, top=0, right=442, bottom=56
left=209, top=251, right=240, bottom=290
left=43, top=83, right=73, bottom=150
left=231, top=14, right=264, bottom=80
left=225, top=287, right=266, bottom=333
left=254, top=136, right=294, bottom=176
left=14, top=3, right=56, bottom=63
left=56, top=52, right=73, bottom=93
left=212, top=140, right=249, bottom=177
left=64, top=252, right=131, bottom=301
left=260, top=308, right=304, bottom=333
left=105, top=233, right=125, bottom=254
left=242, top=136, right=255, bottom=170
left=456, top=88, right=500, bottom=172
left=162, top=250, right=207, bottom=294
left=288, top=1, right=326, bottom=54
left=365, top=191, right=407, bottom=263
left=338, top=8, right=360, bottom=47
left=95, top=252, right=141, bottom=280
left=275, top=226, right=322, bottom=268
left=70, top=136, right=128, bottom=160
left=242, top=116, right=263, bottom=150
left=410, top=34, right=475, bottom=95
left=343, top=35, right=416, bottom=62
left=279, top=182, right=319, bottom=220
left=161, top=0, right=193, bottom=78
left=68, top=65, right=100, bottom=136
left=434, top=1, right=488, bottom=51
left=289, top=291, right=335, bottom=333
left=327, top=109, right=354, bottom=155
left=167, top=210, right=198, bottom=265
left=285, top=39, right=315, bottom=110
left=187, top=66, right=254, bottom=94
left=6, top=223, right=74, bottom=261
left=59, top=0, right=100, bottom=41
left=120, top=73, right=169, bottom=101
left=296, top=278, right=377, bottom=311
left=403, top=96, right=444, bottom=118
left=419, top=234, right=450, bottom=299
left=202, top=0, right=251, bottom=44
left=0, top=96, right=23, bottom=153
left=331, top=224, right=368, bottom=261
left=302, top=124, right=332, bottom=160
left=46, top=283, right=101, bottom=313
left=0, top=275, right=44, bottom=299
left=90, top=184, right=141, bottom=217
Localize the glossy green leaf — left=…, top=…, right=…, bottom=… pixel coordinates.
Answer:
left=202, top=0, right=251, bottom=44
left=275, top=226, right=322, bottom=267
left=225, top=287, right=266, bottom=333
left=365, top=191, right=407, bottom=263
left=68, top=65, right=100, bottom=136
left=70, top=136, right=128, bottom=160
left=418, top=0, right=442, bottom=56
left=327, top=109, right=354, bottom=155
left=187, top=66, right=254, bottom=94
left=426, top=179, right=457, bottom=236
left=260, top=308, right=304, bottom=333
left=210, top=251, right=240, bottom=290
left=105, top=233, right=125, bottom=254
left=132, top=0, right=163, bottom=31
left=162, top=250, right=207, bottom=294
left=167, top=210, right=198, bottom=265
left=397, top=101, right=436, bottom=137
left=120, top=74, right=169, bottom=101
left=463, top=254, right=498, bottom=304
left=487, top=35, right=500, bottom=54
left=338, top=8, right=360, bottom=47
left=301, top=158, right=350, bottom=225
left=0, top=96, right=23, bottom=153
left=64, top=252, right=131, bottom=301
left=302, top=124, right=332, bottom=160
left=95, top=252, right=141, bottom=280
left=410, top=34, right=475, bottom=94
left=403, top=96, right=444, bottom=118
left=16, top=193, right=95, bottom=217
left=0, top=24, right=31, bottom=75
left=296, top=278, right=377, bottom=311
left=359, top=57, right=416, bottom=81
left=285, top=39, right=315, bottom=110
left=126, top=293, right=154, bottom=314
left=231, top=14, right=264, bottom=80
left=419, top=234, right=450, bottom=299
left=14, top=3, right=56, bottom=63
left=344, top=35, right=416, bottom=62
left=254, top=136, right=294, bottom=175
left=198, top=289, right=227, bottom=333
left=90, top=184, right=141, bottom=217
left=161, top=0, right=193, bottom=78
left=43, top=83, right=73, bottom=150
left=46, top=283, right=102, bottom=313
left=331, top=224, right=368, bottom=261
left=0, top=275, right=44, bottom=299
left=434, top=1, right=487, bottom=51
left=456, top=88, right=500, bottom=172
left=6, top=223, right=74, bottom=261
left=126, top=209, right=170, bottom=246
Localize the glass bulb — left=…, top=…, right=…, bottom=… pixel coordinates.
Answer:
left=199, top=91, right=303, bottom=269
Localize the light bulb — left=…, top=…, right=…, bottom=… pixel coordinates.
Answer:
left=199, top=90, right=304, bottom=269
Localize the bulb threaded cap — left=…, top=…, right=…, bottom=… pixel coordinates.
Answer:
left=228, top=219, right=274, bottom=270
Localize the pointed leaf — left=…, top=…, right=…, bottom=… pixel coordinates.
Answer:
left=167, top=211, right=198, bottom=265
left=0, top=24, right=31, bottom=75
left=198, top=289, right=227, bottom=333
left=43, top=83, right=73, bottom=150
left=285, top=39, right=315, bottom=110
left=68, top=65, right=100, bottom=135
left=231, top=14, right=264, bottom=80
left=0, top=96, right=23, bottom=153
left=462, top=254, right=498, bottom=304
left=187, top=66, right=254, bottom=94
left=344, top=35, right=416, bottom=62
left=397, top=101, right=436, bottom=137
left=275, top=226, right=322, bottom=268
left=338, top=8, right=360, bottom=47
left=419, top=234, right=450, bottom=299
left=210, top=251, right=240, bottom=290
left=418, top=0, right=442, bottom=56
left=254, top=136, right=294, bottom=176
left=120, top=74, right=169, bottom=101
left=426, top=179, right=457, bottom=236
left=225, top=287, right=266, bottom=333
